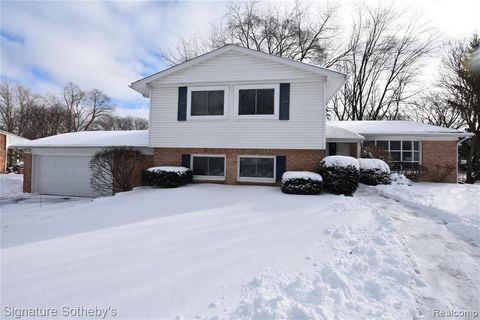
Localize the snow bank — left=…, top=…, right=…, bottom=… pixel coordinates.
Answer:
left=233, top=221, right=418, bottom=319
left=322, top=156, right=359, bottom=169
left=374, top=183, right=480, bottom=246
left=281, top=171, right=323, bottom=183
left=358, top=158, right=390, bottom=173
left=146, top=166, right=190, bottom=173
left=0, top=174, right=23, bottom=199
left=390, top=173, right=411, bottom=185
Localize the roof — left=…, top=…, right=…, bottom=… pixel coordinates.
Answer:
left=326, top=124, right=364, bottom=141
left=329, top=121, right=470, bottom=137
left=130, top=44, right=347, bottom=99
left=10, top=130, right=148, bottom=148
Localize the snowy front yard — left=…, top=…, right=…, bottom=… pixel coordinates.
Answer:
left=1, top=175, right=479, bottom=319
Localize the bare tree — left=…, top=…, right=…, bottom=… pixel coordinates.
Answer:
left=162, top=0, right=339, bottom=65
left=410, top=92, right=464, bottom=129
left=0, top=82, right=16, bottom=133
left=63, top=82, right=85, bottom=132
left=440, top=33, right=480, bottom=183
left=329, top=4, right=435, bottom=120
left=94, top=115, right=149, bottom=131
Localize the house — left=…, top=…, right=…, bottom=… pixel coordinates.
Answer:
left=0, top=130, right=30, bottom=173
left=11, top=45, right=469, bottom=197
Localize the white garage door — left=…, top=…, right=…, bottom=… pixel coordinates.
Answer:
left=33, top=154, right=99, bottom=197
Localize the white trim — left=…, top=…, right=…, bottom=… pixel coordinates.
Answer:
left=234, top=84, right=279, bottom=119
left=237, top=155, right=276, bottom=183
left=190, top=154, right=226, bottom=181
left=187, top=86, right=228, bottom=120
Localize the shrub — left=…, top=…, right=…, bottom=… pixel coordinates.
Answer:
left=318, top=156, right=359, bottom=196
left=358, top=158, right=391, bottom=185
left=143, top=166, right=193, bottom=188
left=361, top=145, right=394, bottom=168
left=90, top=147, right=143, bottom=195
left=281, top=171, right=323, bottom=195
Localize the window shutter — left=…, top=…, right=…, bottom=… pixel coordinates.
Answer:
left=181, top=154, right=191, bottom=168
left=276, top=155, right=286, bottom=182
left=178, top=87, right=187, bottom=121
left=279, top=83, right=290, bottom=120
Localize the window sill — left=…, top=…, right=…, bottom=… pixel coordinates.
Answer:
left=193, top=175, right=225, bottom=181
left=237, top=177, right=276, bottom=183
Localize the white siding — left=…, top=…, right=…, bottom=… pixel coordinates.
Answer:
left=152, top=50, right=325, bottom=84
left=149, top=50, right=326, bottom=149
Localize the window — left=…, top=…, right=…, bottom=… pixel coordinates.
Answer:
left=362, top=140, right=421, bottom=171
left=191, top=155, right=225, bottom=180
left=238, top=89, right=274, bottom=115
left=238, top=156, right=275, bottom=182
left=187, top=87, right=227, bottom=118
left=235, top=85, right=279, bottom=117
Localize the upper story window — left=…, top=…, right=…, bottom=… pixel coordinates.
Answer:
left=188, top=87, right=227, bottom=118
left=235, top=84, right=279, bottom=118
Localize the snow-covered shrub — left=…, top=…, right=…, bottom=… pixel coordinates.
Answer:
left=144, top=166, right=193, bottom=188
left=281, top=171, right=323, bottom=195
left=358, top=158, right=391, bottom=185
left=318, top=156, right=360, bottom=196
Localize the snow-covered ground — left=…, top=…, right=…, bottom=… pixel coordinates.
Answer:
left=1, top=174, right=479, bottom=319
left=373, top=182, right=480, bottom=246
left=0, top=173, right=23, bottom=199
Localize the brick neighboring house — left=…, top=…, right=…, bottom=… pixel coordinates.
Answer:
left=12, top=45, right=469, bottom=197
left=0, top=130, right=30, bottom=173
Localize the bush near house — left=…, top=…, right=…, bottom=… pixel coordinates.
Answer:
left=143, top=166, right=193, bottom=188
left=358, top=158, right=391, bottom=186
left=318, top=156, right=360, bottom=196
left=281, top=171, right=323, bottom=195
left=90, top=147, right=143, bottom=195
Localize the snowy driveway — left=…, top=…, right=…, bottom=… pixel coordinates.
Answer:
left=1, top=177, right=479, bottom=319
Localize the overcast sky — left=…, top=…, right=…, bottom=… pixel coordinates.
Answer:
left=1, top=0, right=479, bottom=119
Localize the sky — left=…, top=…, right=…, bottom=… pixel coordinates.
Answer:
left=1, top=0, right=479, bottom=119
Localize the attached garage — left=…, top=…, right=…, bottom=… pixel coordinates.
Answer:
left=11, top=130, right=152, bottom=197
left=32, top=153, right=99, bottom=197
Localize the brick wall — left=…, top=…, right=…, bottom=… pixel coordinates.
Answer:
left=23, top=153, right=32, bottom=192
left=419, top=140, right=458, bottom=183
left=0, top=134, right=6, bottom=173
left=153, top=147, right=324, bottom=185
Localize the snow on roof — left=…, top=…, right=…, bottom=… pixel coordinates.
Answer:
left=0, top=130, right=30, bottom=147
left=329, top=121, right=469, bottom=136
left=10, top=130, right=148, bottom=148
left=326, top=124, right=364, bottom=141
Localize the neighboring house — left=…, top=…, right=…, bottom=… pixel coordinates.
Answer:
left=0, top=130, right=30, bottom=173
left=12, top=45, right=469, bottom=197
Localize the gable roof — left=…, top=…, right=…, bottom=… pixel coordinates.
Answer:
left=10, top=130, right=148, bottom=149
left=130, top=44, right=347, bottom=99
left=329, top=121, right=470, bottom=137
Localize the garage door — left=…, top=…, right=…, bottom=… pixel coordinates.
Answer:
left=33, top=155, right=101, bottom=197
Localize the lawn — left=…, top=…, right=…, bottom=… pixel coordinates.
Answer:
left=1, top=175, right=479, bottom=319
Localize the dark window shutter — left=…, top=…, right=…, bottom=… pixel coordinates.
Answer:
left=279, top=83, right=290, bottom=120
left=276, top=155, right=286, bottom=182
left=181, top=154, right=191, bottom=168
left=178, top=87, right=187, bottom=121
